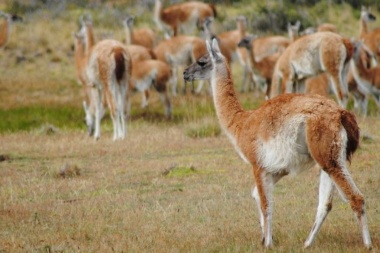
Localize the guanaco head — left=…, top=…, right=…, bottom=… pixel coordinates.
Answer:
left=183, top=39, right=221, bottom=82
left=123, top=15, right=134, bottom=28
left=200, top=16, right=213, bottom=32
left=78, top=13, right=93, bottom=34
left=10, top=14, right=23, bottom=22
left=287, top=20, right=301, bottom=41
left=236, top=15, right=247, bottom=24
left=361, top=6, right=376, bottom=22
left=0, top=11, right=22, bottom=22
left=237, top=35, right=257, bottom=50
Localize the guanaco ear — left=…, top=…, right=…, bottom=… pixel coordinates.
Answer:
left=84, top=13, right=93, bottom=24
left=206, top=39, right=220, bottom=60
left=79, top=15, right=85, bottom=26
left=206, top=40, right=213, bottom=59
left=211, top=38, right=221, bottom=54
left=295, top=20, right=301, bottom=29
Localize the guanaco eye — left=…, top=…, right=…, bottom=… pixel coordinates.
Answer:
left=198, top=61, right=206, bottom=67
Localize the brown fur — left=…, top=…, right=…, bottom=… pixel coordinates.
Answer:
left=74, top=34, right=86, bottom=86
left=362, top=29, right=380, bottom=61
left=0, top=14, right=10, bottom=48
left=132, top=28, right=156, bottom=49
left=125, top=45, right=156, bottom=65
left=83, top=21, right=95, bottom=56
left=341, top=111, right=360, bottom=162
left=114, top=47, right=126, bottom=82
left=342, top=38, right=354, bottom=64
left=305, top=74, right=329, bottom=97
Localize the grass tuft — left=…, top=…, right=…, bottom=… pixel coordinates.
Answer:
left=185, top=117, right=222, bottom=138
left=186, top=123, right=221, bottom=138
left=162, top=165, right=198, bottom=177
left=58, top=163, right=81, bottom=178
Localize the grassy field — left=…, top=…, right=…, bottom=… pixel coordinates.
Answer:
left=0, top=1, right=380, bottom=252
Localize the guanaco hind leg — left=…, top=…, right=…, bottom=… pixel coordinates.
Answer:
left=304, top=169, right=335, bottom=247
left=327, top=165, right=372, bottom=249
left=305, top=165, right=372, bottom=249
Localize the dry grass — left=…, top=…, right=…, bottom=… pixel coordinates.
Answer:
left=0, top=119, right=379, bottom=252
left=0, top=2, right=379, bottom=252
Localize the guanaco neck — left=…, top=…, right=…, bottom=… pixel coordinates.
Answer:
left=203, top=22, right=215, bottom=41
left=237, top=19, right=246, bottom=38
left=288, top=28, right=299, bottom=42
left=211, top=62, right=245, bottom=135
left=154, top=0, right=163, bottom=28
left=84, top=23, right=95, bottom=56
left=125, top=22, right=133, bottom=45
left=246, top=43, right=258, bottom=67
left=353, top=48, right=371, bottom=81
left=0, top=16, right=10, bottom=47
left=74, top=37, right=85, bottom=80
left=74, top=36, right=91, bottom=104
left=360, top=15, right=369, bottom=39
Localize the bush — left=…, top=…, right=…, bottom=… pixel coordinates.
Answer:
left=251, top=3, right=314, bottom=34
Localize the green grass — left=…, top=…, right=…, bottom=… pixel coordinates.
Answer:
left=0, top=106, right=84, bottom=133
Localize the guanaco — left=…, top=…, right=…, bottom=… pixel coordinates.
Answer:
left=0, top=11, right=22, bottom=48
left=78, top=15, right=132, bottom=140
left=218, top=16, right=253, bottom=92
left=154, top=35, right=207, bottom=95
left=287, top=20, right=301, bottom=41
left=123, top=15, right=156, bottom=49
left=183, top=39, right=372, bottom=249
left=201, top=17, right=232, bottom=66
left=360, top=7, right=380, bottom=64
left=270, top=32, right=353, bottom=108
left=131, top=59, right=172, bottom=118
left=238, top=35, right=281, bottom=99
left=84, top=39, right=131, bottom=140
left=154, top=0, right=217, bottom=37
left=350, top=41, right=380, bottom=110
left=359, top=6, right=376, bottom=39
